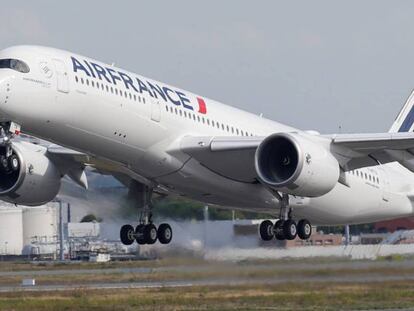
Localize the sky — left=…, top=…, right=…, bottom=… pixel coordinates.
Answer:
left=1, top=0, right=414, bottom=133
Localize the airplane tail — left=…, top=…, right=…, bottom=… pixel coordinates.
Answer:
left=389, top=89, right=414, bottom=133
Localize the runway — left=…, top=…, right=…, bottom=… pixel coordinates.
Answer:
left=1, top=258, right=414, bottom=293
left=1, top=257, right=414, bottom=310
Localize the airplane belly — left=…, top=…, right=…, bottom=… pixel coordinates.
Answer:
left=294, top=179, right=413, bottom=225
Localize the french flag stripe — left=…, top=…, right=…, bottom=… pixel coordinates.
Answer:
left=197, top=97, right=207, bottom=114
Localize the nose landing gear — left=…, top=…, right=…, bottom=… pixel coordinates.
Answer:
left=0, top=122, right=20, bottom=174
left=258, top=193, right=313, bottom=242
left=119, top=186, right=173, bottom=246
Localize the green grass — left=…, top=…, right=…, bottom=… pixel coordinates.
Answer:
left=0, top=282, right=414, bottom=310
left=1, top=257, right=414, bottom=310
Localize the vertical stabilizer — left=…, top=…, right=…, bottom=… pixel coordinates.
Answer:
left=390, top=89, right=414, bottom=132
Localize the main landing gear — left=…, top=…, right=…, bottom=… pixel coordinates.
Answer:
left=259, top=193, right=312, bottom=241
left=119, top=186, right=173, bottom=246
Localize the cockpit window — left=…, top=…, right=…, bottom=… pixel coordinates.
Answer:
left=0, top=59, right=30, bottom=73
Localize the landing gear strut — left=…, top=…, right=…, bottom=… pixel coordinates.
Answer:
left=119, top=185, right=173, bottom=246
left=259, top=193, right=312, bottom=242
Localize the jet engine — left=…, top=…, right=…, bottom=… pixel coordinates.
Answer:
left=0, top=141, right=62, bottom=205
left=255, top=133, right=340, bottom=197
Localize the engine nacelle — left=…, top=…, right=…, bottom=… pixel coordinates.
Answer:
left=0, top=141, right=62, bottom=205
left=255, top=133, right=340, bottom=197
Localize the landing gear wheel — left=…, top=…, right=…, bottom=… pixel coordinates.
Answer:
left=158, top=223, right=173, bottom=244
left=9, top=154, right=19, bottom=171
left=120, top=224, right=135, bottom=245
left=135, top=224, right=146, bottom=245
left=297, top=219, right=312, bottom=240
left=144, top=224, right=158, bottom=245
left=274, top=220, right=285, bottom=240
left=259, top=220, right=274, bottom=241
left=283, top=219, right=297, bottom=240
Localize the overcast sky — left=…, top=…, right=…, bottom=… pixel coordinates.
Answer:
left=2, top=0, right=414, bottom=133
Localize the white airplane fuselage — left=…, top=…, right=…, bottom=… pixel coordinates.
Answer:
left=0, top=45, right=412, bottom=225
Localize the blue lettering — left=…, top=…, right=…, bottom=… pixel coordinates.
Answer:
left=118, top=72, right=138, bottom=92
left=83, top=60, right=96, bottom=78
left=176, top=91, right=193, bottom=110
left=147, top=82, right=167, bottom=101
left=71, top=57, right=90, bottom=77
left=136, top=78, right=154, bottom=97
left=163, top=87, right=181, bottom=106
left=91, top=63, right=111, bottom=83
left=106, top=68, right=122, bottom=85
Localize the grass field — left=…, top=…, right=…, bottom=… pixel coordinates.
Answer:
left=1, top=282, right=414, bottom=311
left=0, top=256, right=413, bottom=310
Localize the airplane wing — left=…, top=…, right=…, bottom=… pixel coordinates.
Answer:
left=327, top=132, right=414, bottom=171
left=46, top=144, right=155, bottom=189
left=43, top=131, right=414, bottom=190
left=179, top=136, right=262, bottom=183
left=179, top=132, right=414, bottom=184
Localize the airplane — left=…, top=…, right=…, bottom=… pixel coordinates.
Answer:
left=0, top=45, right=413, bottom=245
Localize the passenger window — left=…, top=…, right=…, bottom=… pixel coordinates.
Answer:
left=86, top=79, right=89, bottom=86
left=75, top=76, right=79, bottom=83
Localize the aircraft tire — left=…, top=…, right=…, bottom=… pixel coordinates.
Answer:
left=259, top=220, right=274, bottom=241
left=135, top=224, right=146, bottom=244
left=144, top=224, right=158, bottom=245
left=158, top=223, right=173, bottom=244
left=120, top=224, right=135, bottom=245
left=283, top=219, right=297, bottom=240
left=274, top=220, right=286, bottom=240
left=297, top=219, right=312, bottom=240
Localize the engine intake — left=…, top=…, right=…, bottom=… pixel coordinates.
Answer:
left=255, top=133, right=340, bottom=197
left=0, top=141, right=62, bottom=205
